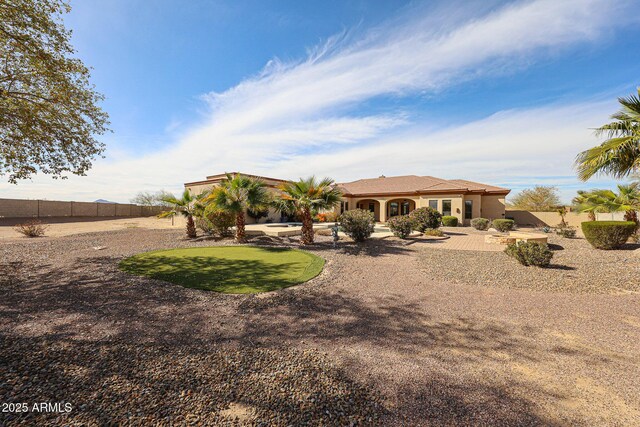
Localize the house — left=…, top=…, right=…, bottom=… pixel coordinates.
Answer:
left=335, top=175, right=510, bottom=225
left=184, top=172, right=510, bottom=225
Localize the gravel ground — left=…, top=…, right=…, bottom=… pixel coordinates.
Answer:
left=419, top=233, right=640, bottom=293
left=1, top=228, right=640, bottom=425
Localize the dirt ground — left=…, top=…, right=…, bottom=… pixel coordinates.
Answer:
left=1, top=226, right=639, bottom=425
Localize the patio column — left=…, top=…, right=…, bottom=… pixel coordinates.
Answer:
left=379, top=200, right=387, bottom=223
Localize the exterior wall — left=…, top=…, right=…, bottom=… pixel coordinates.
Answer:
left=506, top=210, right=591, bottom=228
left=462, top=194, right=482, bottom=225
left=0, top=198, right=163, bottom=219
left=418, top=194, right=464, bottom=223
left=480, top=195, right=507, bottom=221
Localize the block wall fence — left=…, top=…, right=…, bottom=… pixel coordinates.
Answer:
left=0, top=198, right=165, bottom=219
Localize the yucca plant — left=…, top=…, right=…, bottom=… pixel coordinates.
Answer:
left=274, top=176, right=342, bottom=245
left=159, top=189, right=205, bottom=238
left=576, top=88, right=640, bottom=180
left=206, top=173, right=270, bottom=242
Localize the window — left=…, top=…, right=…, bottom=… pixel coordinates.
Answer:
left=428, top=200, right=438, bottom=210
left=368, top=202, right=375, bottom=213
left=340, top=201, right=348, bottom=214
left=389, top=202, right=399, bottom=217
left=442, top=200, right=452, bottom=216
left=465, top=200, right=473, bottom=220
left=401, top=201, right=410, bottom=215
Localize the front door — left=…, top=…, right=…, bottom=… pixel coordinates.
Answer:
left=401, top=201, right=410, bottom=215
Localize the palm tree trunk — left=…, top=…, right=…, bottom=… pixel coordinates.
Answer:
left=235, top=212, right=246, bottom=242
left=624, top=209, right=638, bottom=223
left=186, top=215, right=197, bottom=238
left=301, top=208, right=314, bottom=245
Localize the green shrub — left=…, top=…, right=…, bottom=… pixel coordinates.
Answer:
left=387, top=215, right=414, bottom=239
left=200, top=206, right=235, bottom=237
left=492, top=219, right=515, bottom=232
left=581, top=221, right=636, bottom=249
left=504, top=242, right=553, bottom=267
left=409, top=207, right=441, bottom=232
left=339, top=209, right=375, bottom=242
left=14, top=220, right=48, bottom=237
left=423, top=228, right=444, bottom=237
left=470, top=217, right=490, bottom=230
left=556, top=227, right=577, bottom=238
left=441, top=216, right=458, bottom=227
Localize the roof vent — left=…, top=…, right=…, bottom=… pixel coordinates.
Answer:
left=379, top=175, right=386, bottom=178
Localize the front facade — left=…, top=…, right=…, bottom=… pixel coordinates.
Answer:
left=184, top=172, right=510, bottom=225
left=334, top=175, right=510, bottom=225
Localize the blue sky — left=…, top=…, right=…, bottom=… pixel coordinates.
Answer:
left=2, top=0, right=640, bottom=202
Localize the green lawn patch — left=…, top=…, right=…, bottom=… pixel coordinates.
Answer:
left=119, top=246, right=324, bottom=294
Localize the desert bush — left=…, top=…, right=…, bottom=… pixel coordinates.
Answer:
left=201, top=207, right=235, bottom=237
left=339, top=209, right=375, bottom=242
left=556, top=227, right=577, bottom=238
left=492, top=219, right=515, bottom=232
left=441, top=216, right=458, bottom=227
left=409, top=207, right=441, bottom=232
left=470, top=217, right=490, bottom=230
left=581, top=221, right=636, bottom=249
left=315, top=212, right=338, bottom=223
left=423, top=228, right=444, bottom=237
left=14, top=220, right=48, bottom=237
left=504, top=242, right=553, bottom=267
left=387, top=215, right=414, bottom=239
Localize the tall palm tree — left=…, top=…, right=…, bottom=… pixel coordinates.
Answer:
left=576, top=88, right=640, bottom=181
left=159, top=189, right=204, bottom=238
left=274, top=176, right=342, bottom=245
left=206, top=173, right=270, bottom=242
left=573, top=183, right=640, bottom=223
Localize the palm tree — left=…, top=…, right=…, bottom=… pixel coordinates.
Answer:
left=274, top=176, right=342, bottom=245
left=575, top=88, right=640, bottom=181
left=206, top=173, right=270, bottom=242
left=159, top=189, right=204, bottom=238
left=573, top=183, right=640, bottom=223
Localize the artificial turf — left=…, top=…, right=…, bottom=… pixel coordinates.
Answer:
left=119, top=246, right=324, bottom=293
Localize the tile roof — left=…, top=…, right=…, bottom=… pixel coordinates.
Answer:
left=337, top=175, right=509, bottom=196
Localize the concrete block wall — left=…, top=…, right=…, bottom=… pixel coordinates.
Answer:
left=0, top=198, right=164, bottom=219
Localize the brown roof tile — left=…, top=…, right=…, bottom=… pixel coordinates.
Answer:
left=337, top=175, right=509, bottom=196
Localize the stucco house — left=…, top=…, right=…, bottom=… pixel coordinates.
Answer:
left=184, top=172, right=510, bottom=225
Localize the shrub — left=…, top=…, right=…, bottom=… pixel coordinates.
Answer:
left=409, top=207, right=441, bottom=232
left=504, top=242, right=553, bottom=267
left=315, top=212, right=338, bottom=223
left=423, top=228, right=444, bottom=237
left=441, top=216, right=458, bottom=227
left=470, top=217, right=490, bottom=231
left=581, top=221, right=636, bottom=249
left=492, top=219, right=515, bottom=232
left=201, top=207, right=235, bottom=237
left=556, top=227, right=577, bottom=238
left=14, top=220, right=48, bottom=237
left=387, top=215, right=414, bottom=239
left=339, top=209, right=375, bottom=242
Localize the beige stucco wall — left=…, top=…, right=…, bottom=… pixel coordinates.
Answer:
left=507, top=210, right=590, bottom=228
left=481, top=195, right=507, bottom=221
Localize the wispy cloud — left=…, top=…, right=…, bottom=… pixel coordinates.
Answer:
left=1, top=0, right=636, bottom=202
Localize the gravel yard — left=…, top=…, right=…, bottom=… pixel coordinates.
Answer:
left=419, top=233, right=640, bottom=293
left=1, top=226, right=639, bottom=425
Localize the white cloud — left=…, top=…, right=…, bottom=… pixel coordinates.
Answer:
left=1, top=0, right=636, bottom=202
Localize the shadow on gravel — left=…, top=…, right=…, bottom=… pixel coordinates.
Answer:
left=0, top=335, right=384, bottom=426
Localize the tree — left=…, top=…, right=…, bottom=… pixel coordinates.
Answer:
left=573, top=183, right=640, bottom=223
left=0, top=0, right=109, bottom=183
left=131, top=190, right=174, bottom=207
left=206, top=173, right=270, bottom=242
left=158, top=190, right=203, bottom=238
left=509, top=186, right=561, bottom=211
left=575, top=88, right=640, bottom=181
left=274, top=176, right=342, bottom=245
